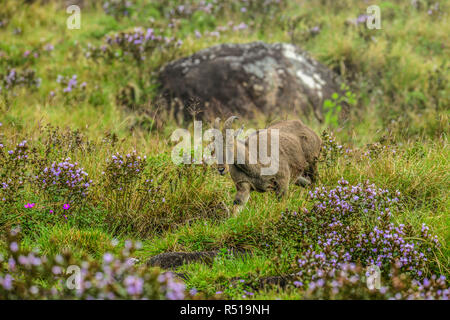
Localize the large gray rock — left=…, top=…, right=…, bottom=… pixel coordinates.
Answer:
left=158, top=41, right=346, bottom=122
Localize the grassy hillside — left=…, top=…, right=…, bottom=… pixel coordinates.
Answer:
left=0, top=0, right=448, bottom=299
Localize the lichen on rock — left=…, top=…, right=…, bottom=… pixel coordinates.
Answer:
left=158, top=41, right=347, bottom=122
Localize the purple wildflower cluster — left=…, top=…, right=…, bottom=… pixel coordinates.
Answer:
left=0, top=139, right=31, bottom=204
left=356, top=14, right=368, bottom=25
left=0, top=139, right=30, bottom=162
left=1, top=41, right=54, bottom=70
left=40, top=124, right=95, bottom=157
left=43, top=43, right=54, bottom=52
left=236, top=0, right=284, bottom=15
left=22, top=49, right=39, bottom=60
left=302, top=262, right=448, bottom=300
left=320, top=130, right=344, bottom=167
left=320, top=130, right=397, bottom=167
left=101, top=150, right=153, bottom=212
left=0, top=68, right=41, bottom=95
left=164, top=0, right=283, bottom=20
left=164, top=0, right=284, bottom=38
left=54, top=74, right=87, bottom=97
left=100, top=151, right=173, bottom=235
left=85, top=27, right=181, bottom=66
left=102, top=0, right=133, bottom=19
left=204, top=21, right=249, bottom=39
left=0, top=230, right=189, bottom=300
left=24, top=202, right=36, bottom=208
left=103, top=150, right=146, bottom=190
left=303, top=180, right=437, bottom=275
left=158, top=272, right=186, bottom=300
left=164, top=0, right=216, bottom=19
left=345, top=14, right=370, bottom=28
left=34, top=157, right=91, bottom=214
left=357, top=141, right=397, bottom=160
left=158, top=1, right=226, bottom=40
left=271, top=180, right=446, bottom=298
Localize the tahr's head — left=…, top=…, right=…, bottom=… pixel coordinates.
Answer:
left=212, top=116, right=241, bottom=176
left=217, top=163, right=229, bottom=176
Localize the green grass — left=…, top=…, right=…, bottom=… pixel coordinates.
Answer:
left=0, top=0, right=449, bottom=299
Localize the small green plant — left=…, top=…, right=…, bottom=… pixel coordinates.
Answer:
left=323, top=86, right=356, bottom=127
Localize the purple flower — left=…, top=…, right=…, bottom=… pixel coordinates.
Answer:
left=1, top=274, right=13, bottom=290
left=44, top=43, right=54, bottom=51
left=9, top=242, right=18, bottom=252
left=24, top=203, right=35, bottom=209
left=310, top=26, right=321, bottom=34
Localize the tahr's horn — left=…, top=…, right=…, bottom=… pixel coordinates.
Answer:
left=224, top=116, right=238, bottom=130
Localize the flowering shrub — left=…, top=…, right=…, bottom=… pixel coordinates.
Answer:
left=101, top=150, right=166, bottom=219
left=154, top=0, right=285, bottom=39
left=268, top=180, right=446, bottom=297
left=0, top=139, right=32, bottom=205
left=0, top=68, right=41, bottom=96
left=302, top=262, right=449, bottom=300
left=100, top=150, right=226, bottom=237
left=102, top=150, right=146, bottom=193
left=85, top=27, right=181, bottom=93
left=162, top=0, right=217, bottom=19
left=53, top=74, right=87, bottom=101
left=103, top=0, right=134, bottom=19
left=40, top=124, right=95, bottom=158
left=200, top=21, right=249, bottom=39
left=0, top=229, right=189, bottom=300
left=363, top=141, right=397, bottom=159
left=320, top=130, right=397, bottom=169
left=33, top=158, right=92, bottom=216
left=231, top=0, right=287, bottom=25
left=320, top=130, right=344, bottom=168
left=161, top=0, right=285, bottom=28
left=85, top=27, right=181, bottom=66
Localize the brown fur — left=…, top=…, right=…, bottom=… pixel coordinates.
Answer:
left=214, top=117, right=322, bottom=214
